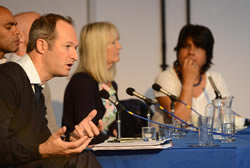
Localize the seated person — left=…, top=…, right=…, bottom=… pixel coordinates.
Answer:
left=5, top=11, right=59, bottom=133
left=152, top=24, right=246, bottom=129
left=0, top=7, right=101, bottom=167
left=62, top=22, right=122, bottom=144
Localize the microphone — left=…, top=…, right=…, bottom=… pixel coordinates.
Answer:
left=152, top=83, right=179, bottom=102
left=99, top=89, right=126, bottom=112
left=100, top=89, right=198, bottom=131
left=126, top=87, right=156, bottom=105
left=99, top=89, right=110, bottom=99
left=152, top=83, right=201, bottom=116
left=208, top=76, right=222, bottom=99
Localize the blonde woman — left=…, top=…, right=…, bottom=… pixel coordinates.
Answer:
left=62, top=22, right=122, bottom=144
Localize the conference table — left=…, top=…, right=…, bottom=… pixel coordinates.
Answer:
left=94, top=127, right=250, bottom=168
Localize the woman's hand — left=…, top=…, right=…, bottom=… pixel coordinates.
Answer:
left=181, top=57, right=200, bottom=86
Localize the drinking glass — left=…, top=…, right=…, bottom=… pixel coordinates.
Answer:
left=142, top=127, right=156, bottom=141
left=158, top=125, right=172, bottom=140
left=198, top=116, right=212, bottom=146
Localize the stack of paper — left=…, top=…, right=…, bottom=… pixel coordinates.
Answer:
left=92, top=138, right=172, bottom=151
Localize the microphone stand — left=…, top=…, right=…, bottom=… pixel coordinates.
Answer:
left=113, top=103, right=126, bottom=142
left=145, top=101, right=154, bottom=127
left=169, top=97, right=184, bottom=138
left=116, top=107, right=122, bottom=141
left=170, top=98, right=177, bottom=137
left=170, top=98, right=176, bottom=128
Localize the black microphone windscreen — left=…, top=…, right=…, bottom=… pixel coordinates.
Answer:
left=152, top=83, right=161, bottom=91
left=126, top=87, right=135, bottom=96
left=99, top=89, right=110, bottom=99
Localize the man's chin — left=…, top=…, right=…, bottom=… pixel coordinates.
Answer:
left=11, top=46, right=19, bottom=53
left=5, top=47, right=18, bottom=54
left=54, top=72, right=69, bottom=77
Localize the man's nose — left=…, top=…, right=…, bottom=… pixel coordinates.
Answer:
left=72, top=48, right=78, bottom=61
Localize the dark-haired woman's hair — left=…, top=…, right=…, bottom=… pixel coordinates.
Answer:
left=174, top=24, right=214, bottom=74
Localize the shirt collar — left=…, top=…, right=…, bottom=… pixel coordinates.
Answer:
left=0, top=56, right=7, bottom=64
left=5, top=53, right=21, bottom=62
left=16, top=54, right=42, bottom=86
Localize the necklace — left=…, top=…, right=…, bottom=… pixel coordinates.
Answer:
left=193, top=76, right=202, bottom=87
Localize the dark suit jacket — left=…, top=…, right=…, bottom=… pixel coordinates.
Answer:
left=0, top=62, right=101, bottom=168
left=0, top=62, right=50, bottom=167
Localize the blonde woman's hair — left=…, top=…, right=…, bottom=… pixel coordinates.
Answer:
left=75, top=21, right=120, bottom=83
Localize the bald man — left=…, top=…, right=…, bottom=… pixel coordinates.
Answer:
left=7, top=12, right=40, bottom=60
left=0, top=6, right=20, bottom=63
left=5, top=11, right=59, bottom=133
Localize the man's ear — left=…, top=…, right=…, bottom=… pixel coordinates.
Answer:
left=36, top=39, right=48, bottom=54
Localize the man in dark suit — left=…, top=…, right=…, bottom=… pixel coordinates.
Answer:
left=5, top=11, right=59, bottom=134
left=0, top=6, right=102, bottom=168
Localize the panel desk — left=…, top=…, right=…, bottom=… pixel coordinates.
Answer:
left=94, top=127, right=250, bottom=168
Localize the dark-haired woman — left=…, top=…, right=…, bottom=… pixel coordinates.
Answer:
left=152, top=24, right=245, bottom=128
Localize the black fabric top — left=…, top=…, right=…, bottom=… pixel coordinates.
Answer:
left=62, top=72, right=118, bottom=144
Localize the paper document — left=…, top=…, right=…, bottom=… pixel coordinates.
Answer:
left=92, top=138, right=172, bottom=151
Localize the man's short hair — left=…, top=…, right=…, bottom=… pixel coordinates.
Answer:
left=26, top=13, right=73, bottom=53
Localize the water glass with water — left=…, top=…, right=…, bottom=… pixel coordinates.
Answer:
left=221, top=109, right=235, bottom=143
left=142, top=127, right=156, bottom=141
left=158, top=125, right=172, bottom=140
left=198, top=116, right=212, bottom=146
